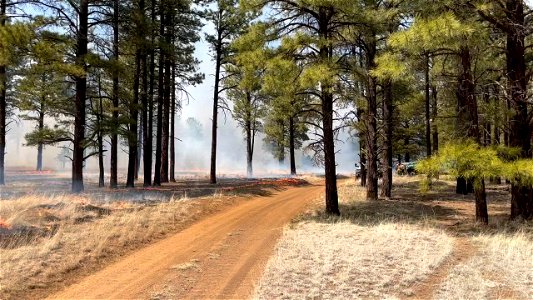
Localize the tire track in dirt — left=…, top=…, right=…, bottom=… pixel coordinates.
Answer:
left=48, top=183, right=324, bottom=300
left=406, top=237, right=478, bottom=300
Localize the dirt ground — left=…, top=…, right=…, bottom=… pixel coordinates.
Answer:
left=47, top=183, right=324, bottom=299
left=0, top=169, right=320, bottom=300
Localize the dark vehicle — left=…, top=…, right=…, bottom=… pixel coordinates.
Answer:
left=355, top=163, right=362, bottom=179
left=355, top=162, right=383, bottom=179
left=396, top=161, right=418, bottom=176
left=406, top=161, right=418, bottom=175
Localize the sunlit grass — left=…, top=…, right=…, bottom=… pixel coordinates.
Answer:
left=0, top=193, right=219, bottom=297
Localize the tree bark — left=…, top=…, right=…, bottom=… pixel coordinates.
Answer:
left=135, top=0, right=146, bottom=183
left=170, top=63, right=176, bottom=182
left=404, top=136, right=410, bottom=162
left=431, top=85, right=439, bottom=153
left=245, top=93, right=254, bottom=178
left=126, top=52, right=141, bottom=188
left=96, top=74, right=105, bottom=188
left=357, top=107, right=366, bottom=187
left=135, top=114, right=142, bottom=180
left=278, top=120, right=285, bottom=165
left=36, top=107, right=44, bottom=172
left=142, top=39, right=150, bottom=186
left=456, top=46, right=487, bottom=223
left=289, top=116, right=296, bottom=175
left=144, top=0, right=156, bottom=187
left=425, top=54, right=432, bottom=157
left=153, top=11, right=165, bottom=186
left=97, top=129, right=105, bottom=188
left=160, top=7, right=172, bottom=184
left=72, top=0, right=89, bottom=193
left=365, top=38, right=379, bottom=201
left=474, top=179, right=489, bottom=224
left=506, top=0, right=532, bottom=220
left=246, top=124, right=253, bottom=177
left=381, top=80, right=393, bottom=198
left=0, top=0, right=5, bottom=185
left=210, top=41, right=221, bottom=184
left=319, top=8, right=339, bottom=215
left=110, top=0, right=119, bottom=188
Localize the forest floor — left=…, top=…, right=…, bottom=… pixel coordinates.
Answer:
left=0, top=169, right=320, bottom=299
left=255, top=177, right=533, bottom=299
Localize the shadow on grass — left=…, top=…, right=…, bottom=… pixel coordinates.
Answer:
left=306, top=200, right=462, bottom=227
left=302, top=178, right=533, bottom=238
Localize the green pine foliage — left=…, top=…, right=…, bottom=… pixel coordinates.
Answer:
left=418, top=141, right=533, bottom=191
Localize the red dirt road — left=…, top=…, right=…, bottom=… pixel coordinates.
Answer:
left=48, top=183, right=323, bottom=299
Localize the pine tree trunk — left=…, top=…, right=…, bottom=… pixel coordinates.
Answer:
left=456, top=46, right=488, bottom=221
left=381, top=80, right=393, bottom=198
left=365, top=52, right=379, bottom=200
left=110, top=0, right=119, bottom=188
left=153, top=11, right=165, bottom=186
left=455, top=46, right=480, bottom=199
left=142, top=41, right=151, bottom=186
left=425, top=54, right=432, bottom=157
left=360, top=150, right=367, bottom=187
left=0, top=63, right=4, bottom=185
left=36, top=108, right=44, bottom=171
left=246, top=123, right=253, bottom=178
left=160, top=71, right=169, bottom=183
left=37, top=144, right=43, bottom=171
left=474, top=179, right=488, bottom=224
left=245, top=93, right=254, bottom=178
left=98, top=133, right=105, bottom=188
left=506, top=0, right=532, bottom=220
left=127, top=52, right=141, bottom=188
left=135, top=114, right=142, bottom=180
left=160, top=8, right=172, bottom=184
left=0, top=0, right=5, bottom=185
left=319, top=8, right=339, bottom=215
left=404, top=139, right=410, bottom=162
left=170, top=63, right=176, bottom=182
left=72, top=0, right=89, bottom=193
left=97, top=75, right=105, bottom=188
left=357, top=108, right=366, bottom=187
left=323, top=90, right=339, bottom=214
left=364, top=35, right=379, bottom=200
left=456, top=177, right=468, bottom=195
left=135, top=0, right=146, bottom=183
left=289, top=116, right=296, bottom=176
left=145, top=0, right=156, bottom=187
left=278, top=137, right=285, bottom=166
left=210, top=44, right=221, bottom=184
left=431, top=85, right=439, bottom=153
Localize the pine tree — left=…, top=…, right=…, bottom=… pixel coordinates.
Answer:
left=0, top=0, right=34, bottom=184
left=206, top=0, right=254, bottom=184
left=474, top=0, right=533, bottom=220
left=240, top=0, right=359, bottom=215
left=16, top=32, right=72, bottom=171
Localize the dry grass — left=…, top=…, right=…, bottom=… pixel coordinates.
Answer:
left=254, top=181, right=454, bottom=299
left=254, top=178, right=533, bottom=300
left=436, top=232, right=533, bottom=300
left=0, top=193, right=234, bottom=299
left=253, top=221, right=453, bottom=299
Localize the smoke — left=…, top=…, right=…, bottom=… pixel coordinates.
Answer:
left=4, top=32, right=360, bottom=178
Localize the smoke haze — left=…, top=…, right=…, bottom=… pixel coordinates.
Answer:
left=5, top=31, right=360, bottom=178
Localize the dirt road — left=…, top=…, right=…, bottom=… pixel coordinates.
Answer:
left=49, top=183, right=323, bottom=300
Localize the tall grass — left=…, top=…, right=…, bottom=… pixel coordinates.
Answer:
left=0, top=194, right=210, bottom=298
